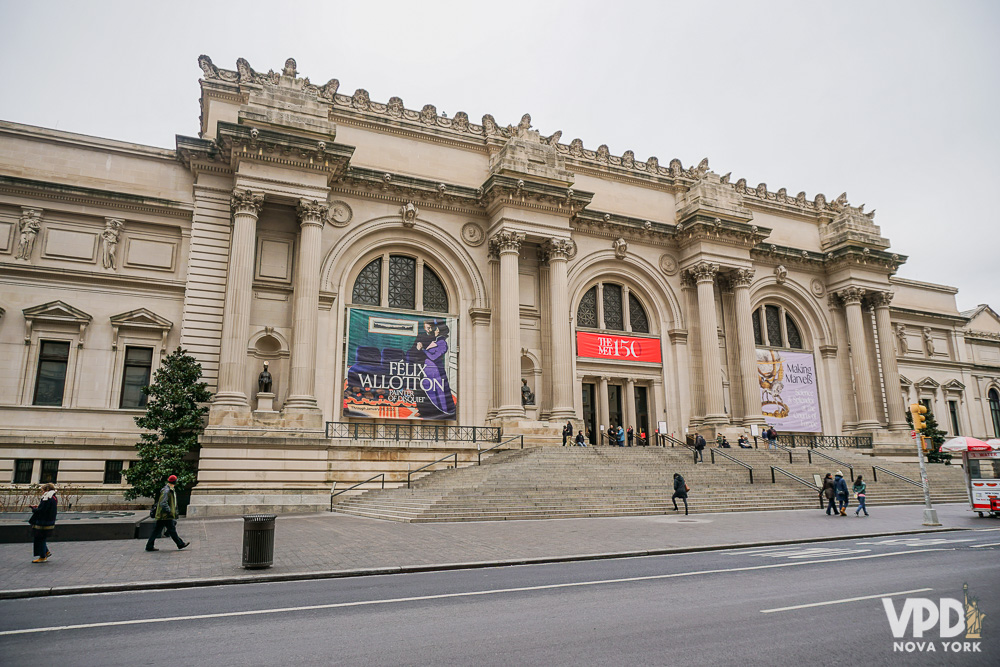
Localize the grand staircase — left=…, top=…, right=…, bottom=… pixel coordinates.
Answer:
left=330, top=444, right=970, bottom=522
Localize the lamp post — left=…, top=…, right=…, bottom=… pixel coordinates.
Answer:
left=911, top=403, right=940, bottom=526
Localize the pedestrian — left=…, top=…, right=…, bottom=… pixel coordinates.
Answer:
left=671, top=473, right=689, bottom=515
left=853, top=475, right=869, bottom=517
left=146, top=475, right=190, bottom=551
left=738, top=434, right=751, bottom=449
left=562, top=421, right=573, bottom=446
left=617, top=425, right=626, bottom=447
left=29, top=483, right=57, bottom=563
left=639, top=430, right=646, bottom=446
left=821, top=473, right=836, bottom=515
left=627, top=426, right=634, bottom=447
left=718, top=436, right=731, bottom=448
left=834, top=470, right=849, bottom=516
left=694, top=433, right=706, bottom=463
left=575, top=430, right=586, bottom=447
left=766, top=426, right=778, bottom=449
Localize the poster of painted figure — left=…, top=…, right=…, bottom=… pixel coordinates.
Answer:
left=756, top=349, right=822, bottom=432
left=344, top=308, right=458, bottom=420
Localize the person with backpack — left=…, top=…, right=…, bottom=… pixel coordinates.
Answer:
left=765, top=426, right=778, bottom=449
left=146, top=474, right=190, bottom=552
left=694, top=433, right=706, bottom=463
left=834, top=470, right=850, bottom=516
left=853, top=475, right=869, bottom=517
left=671, top=473, right=689, bottom=515
left=821, top=473, right=836, bottom=515
left=29, top=483, right=58, bottom=563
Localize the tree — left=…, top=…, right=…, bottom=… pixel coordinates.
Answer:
left=123, top=347, right=211, bottom=500
left=905, top=406, right=950, bottom=464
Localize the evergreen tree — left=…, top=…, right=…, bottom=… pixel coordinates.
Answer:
left=905, top=407, right=950, bottom=463
left=123, top=347, right=211, bottom=500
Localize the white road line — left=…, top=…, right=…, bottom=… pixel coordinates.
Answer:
left=0, top=548, right=948, bottom=637
left=970, top=542, right=1000, bottom=548
left=973, top=528, right=1000, bottom=532
left=760, top=588, right=933, bottom=614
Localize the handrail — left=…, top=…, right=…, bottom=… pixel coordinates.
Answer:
left=330, top=473, right=385, bottom=510
left=808, top=449, right=854, bottom=482
left=770, top=465, right=821, bottom=491
left=710, top=448, right=755, bottom=484
left=871, top=465, right=922, bottom=488
left=477, top=435, right=523, bottom=464
left=407, top=452, right=458, bottom=488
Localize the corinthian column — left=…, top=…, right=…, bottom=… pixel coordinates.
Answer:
left=492, top=231, right=525, bottom=420
left=214, top=188, right=263, bottom=408
left=284, top=199, right=328, bottom=414
left=732, top=268, right=765, bottom=428
left=544, top=238, right=576, bottom=420
left=690, top=262, right=726, bottom=424
left=838, top=287, right=880, bottom=430
left=871, top=290, right=907, bottom=429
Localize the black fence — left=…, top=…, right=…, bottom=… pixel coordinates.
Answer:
left=325, top=422, right=501, bottom=443
left=776, top=434, right=873, bottom=449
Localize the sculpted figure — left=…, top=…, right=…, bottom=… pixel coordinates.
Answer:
left=258, top=361, right=273, bottom=394
left=16, top=210, right=41, bottom=260
left=521, top=378, right=535, bottom=406
left=101, top=218, right=124, bottom=270
left=894, top=323, right=908, bottom=355
left=923, top=327, right=935, bottom=355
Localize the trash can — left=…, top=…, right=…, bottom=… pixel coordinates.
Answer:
left=242, top=514, right=276, bottom=569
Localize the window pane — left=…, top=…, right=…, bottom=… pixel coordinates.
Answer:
left=629, top=293, right=649, bottom=333
left=422, top=266, right=449, bottom=313
left=103, top=460, right=124, bottom=485
left=33, top=341, right=70, bottom=406
left=388, top=255, right=416, bottom=309
left=603, top=284, right=624, bottom=331
left=948, top=401, right=960, bottom=436
left=785, top=314, right=802, bottom=349
left=577, top=286, right=597, bottom=328
left=990, top=389, right=1000, bottom=437
left=13, top=459, right=33, bottom=484
left=40, top=460, right=59, bottom=484
left=125, top=347, right=153, bottom=365
left=121, top=366, right=150, bottom=408
left=752, top=308, right=763, bottom=346
left=765, top=305, right=782, bottom=347
left=352, top=258, right=382, bottom=305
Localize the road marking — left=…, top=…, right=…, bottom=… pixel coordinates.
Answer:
left=739, top=547, right=870, bottom=559
left=970, top=542, right=1000, bottom=548
left=0, top=548, right=949, bottom=637
left=973, top=527, right=1000, bottom=532
left=760, top=588, right=932, bottom=614
left=855, top=538, right=974, bottom=546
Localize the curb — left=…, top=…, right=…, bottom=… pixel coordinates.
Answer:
left=0, top=525, right=962, bottom=600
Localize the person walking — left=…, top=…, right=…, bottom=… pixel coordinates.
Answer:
left=694, top=433, right=706, bottom=463
left=146, top=475, right=190, bottom=552
left=853, top=475, right=869, bottom=517
left=627, top=426, right=634, bottom=447
left=834, top=470, right=849, bottom=516
left=575, top=430, right=587, bottom=447
left=29, top=483, right=58, bottom=563
left=617, top=425, right=626, bottom=447
left=562, top=421, right=573, bottom=446
left=821, top=473, right=836, bottom=515
left=671, top=473, right=689, bottom=515
left=765, top=426, right=778, bottom=449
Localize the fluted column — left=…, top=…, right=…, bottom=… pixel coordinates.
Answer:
left=214, top=188, right=263, bottom=407
left=624, top=378, right=636, bottom=431
left=598, top=375, right=610, bottom=439
left=871, top=291, right=908, bottom=429
left=838, top=287, right=880, bottom=430
left=493, top=231, right=525, bottom=420
left=732, top=268, right=765, bottom=427
left=544, top=239, right=576, bottom=420
left=284, top=199, right=328, bottom=412
left=691, top=262, right=726, bottom=424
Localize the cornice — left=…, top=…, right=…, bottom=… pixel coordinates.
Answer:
left=0, top=120, right=177, bottom=161
left=823, top=245, right=905, bottom=274
left=479, top=174, right=593, bottom=215
left=216, top=122, right=354, bottom=183
left=889, top=276, right=959, bottom=294
left=751, top=242, right=827, bottom=268
left=0, top=175, right=192, bottom=218
left=889, top=305, right=969, bottom=323
left=0, top=262, right=187, bottom=295
left=965, top=330, right=1000, bottom=343
left=674, top=215, right=769, bottom=250
left=572, top=209, right=675, bottom=243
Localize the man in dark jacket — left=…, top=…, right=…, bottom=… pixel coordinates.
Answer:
left=29, top=483, right=57, bottom=563
left=671, top=473, right=689, bottom=515
left=834, top=471, right=850, bottom=516
left=146, top=475, right=190, bottom=551
left=694, top=434, right=706, bottom=463
left=821, top=473, right=836, bottom=515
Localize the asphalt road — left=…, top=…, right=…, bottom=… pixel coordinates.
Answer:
left=2, top=529, right=998, bottom=666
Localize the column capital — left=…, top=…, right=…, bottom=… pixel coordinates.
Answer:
left=687, top=261, right=719, bottom=285
left=867, top=290, right=893, bottom=309
left=296, top=199, right=329, bottom=227
left=731, top=268, right=755, bottom=288
left=489, top=230, right=525, bottom=256
left=231, top=188, right=264, bottom=217
left=542, top=238, right=576, bottom=262
left=835, top=286, right=866, bottom=306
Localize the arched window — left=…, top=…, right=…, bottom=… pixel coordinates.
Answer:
left=752, top=305, right=804, bottom=349
left=576, top=282, right=652, bottom=334
left=350, top=254, right=449, bottom=313
left=990, top=388, right=1000, bottom=438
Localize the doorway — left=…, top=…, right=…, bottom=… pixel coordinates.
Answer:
left=634, top=385, right=649, bottom=443
left=582, top=382, right=596, bottom=445
left=608, top=384, right=622, bottom=433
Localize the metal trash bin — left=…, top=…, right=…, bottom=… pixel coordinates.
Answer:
left=241, top=514, right=276, bottom=569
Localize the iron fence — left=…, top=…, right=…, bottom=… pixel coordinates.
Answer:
left=777, top=434, right=873, bottom=449
left=325, top=422, right=500, bottom=443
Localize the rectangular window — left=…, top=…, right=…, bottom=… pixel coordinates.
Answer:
left=103, top=460, right=124, bottom=485
left=948, top=401, right=960, bottom=436
left=33, top=340, right=71, bottom=406
left=13, top=459, right=33, bottom=484
left=120, top=346, right=154, bottom=409
left=39, top=459, right=59, bottom=484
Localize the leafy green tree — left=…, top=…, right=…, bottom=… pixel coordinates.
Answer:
left=123, top=347, right=211, bottom=500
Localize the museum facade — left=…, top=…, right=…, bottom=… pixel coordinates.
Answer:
left=1, top=56, right=999, bottom=514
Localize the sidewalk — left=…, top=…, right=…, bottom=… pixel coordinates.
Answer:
left=0, top=503, right=983, bottom=599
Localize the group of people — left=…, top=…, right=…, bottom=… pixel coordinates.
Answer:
left=561, top=422, right=647, bottom=447
left=820, top=471, right=869, bottom=517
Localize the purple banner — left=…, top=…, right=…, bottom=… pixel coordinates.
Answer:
left=756, top=349, right=822, bottom=433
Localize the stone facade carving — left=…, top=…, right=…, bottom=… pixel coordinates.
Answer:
left=731, top=268, right=755, bottom=288
left=489, top=230, right=525, bottom=255
left=613, top=237, right=628, bottom=259
left=297, top=199, right=328, bottom=226
left=895, top=323, right=909, bottom=355
left=774, top=265, right=787, bottom=284
left=868, top=291, right=893, bottom=309
left=923, top=327, right=935, bottom=355
left=836, top=287, right=866, bottom=306
left=543, top=238, right=575, bottom=261
left=461, top=222, right=485, bottom=247
left=16, top=208, right=42, bottom=261
left=327, top=200, right=352, bottom=226
left=810, top=278, right=825, bottom=298
left=400, top=202, right=419, bottom=227
left=101, top=218, right=124, bottom=270
left=231, top=189, right=264, bottom=216
left=659, top=254, right=679, bottom=276
left=688, top=262, right=719, bottom=284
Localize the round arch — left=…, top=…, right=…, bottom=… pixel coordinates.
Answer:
left=749, top=276, right=833, bottom=348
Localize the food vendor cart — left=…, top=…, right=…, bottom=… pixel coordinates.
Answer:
left=940, top=437, right=1000, bottom=518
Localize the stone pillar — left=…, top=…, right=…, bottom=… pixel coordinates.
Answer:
left=731, top=269, right=765, bottom=428
left=213, top=188, right=263, bottom=410
left=871, top=291, right=908, bottom=429
left=470, top=309, right=492, bottom=425
left=544, top=239, right=576, bottom=420
left=691, top=262, right=726, bottom=424
left=838, top=287, right=881, bottom=430
left=624, top=377, right=636, bottom=431
left=284, top=199, right=328, bottom=417
left=598, top=375, right=609, bottom=440
left=493, top=231, right=525, bottom=420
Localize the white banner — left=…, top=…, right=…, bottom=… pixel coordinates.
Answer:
left=756, top=349, right=822, bottom=433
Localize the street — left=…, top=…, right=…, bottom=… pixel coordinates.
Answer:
left=2, top=529, right=997, bottom=666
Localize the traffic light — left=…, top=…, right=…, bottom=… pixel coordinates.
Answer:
left=910, top=403, right=928, bottom=431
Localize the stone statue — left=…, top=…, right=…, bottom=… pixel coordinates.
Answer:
left=774, top=265, right=787, bottom=284
left=520, top=378, right=535, bottom=406
left=258, top=361, right=273, bottom=394
left=613, top=237, right=628, bottom=259
left=16, top=210, right=41, bottom=260
left=894, top=323, right=908, bottom=355
left=101, top=218, right=124, bottom=270
left=923, top=327, right=935, bottom=355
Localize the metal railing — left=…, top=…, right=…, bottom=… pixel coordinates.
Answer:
left=477, top=435, right=523, bottom=465
left=777, top=434, right=874, bottom=449
left=329, top=473, right=385, bottom=511
left=808, top=449, right=853, bottom=482
left=872, top=465, right=922, bottom=488
left=407, top=453, right=458, bottom=488
left=711, top=448, right=755, bottom=484
left=770, top=465, right=821, bottom=491
left=326, top=422, right=500, bottom=443
left=761, top=440, right=795, bottom=464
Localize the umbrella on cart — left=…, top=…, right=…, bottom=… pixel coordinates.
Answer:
left=940, top=436, right=995, bottom=452
left=988, top=439, right=1000, bottom=448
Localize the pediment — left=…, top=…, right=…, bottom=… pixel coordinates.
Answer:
left=943, top=379, right=966, bottom=391
left=22, top=300, right=92, bottom=324
left=966, top=305, right=1000, bottom=334
left=110, top=308, right=173, bottom=331
left=915, top=376, right=940, bottom=389
left=899, top=375, right=912, bottom=386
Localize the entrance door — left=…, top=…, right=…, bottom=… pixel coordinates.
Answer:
left=582, top=383, right=596, bottom=445
left=608, top=384, right=622, bottom=434
left=634, top=386, right=649, bottom=444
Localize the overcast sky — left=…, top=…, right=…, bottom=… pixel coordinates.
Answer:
left=1, top=0, right=997, bottom=311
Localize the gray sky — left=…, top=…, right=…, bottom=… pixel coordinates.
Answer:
left=1, top=0, right=997, bottom=311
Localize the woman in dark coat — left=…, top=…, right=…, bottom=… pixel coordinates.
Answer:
left=671, top=473, right=689, bottom=515
left=29, top=483, right=57, bottom=563
left=821, top=473, right=836, bottom=516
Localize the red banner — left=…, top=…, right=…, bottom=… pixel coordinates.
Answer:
left=576, top=331, right=661, bottom=363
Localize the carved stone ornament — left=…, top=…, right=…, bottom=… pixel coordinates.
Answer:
left=774, top=265, right=787, bottom=284
left=327, top=200, right=352, bottom=227
left=659, top=253, right=679, bottom=276
left=731, top=268, right=755, bottom=288
left=688, top=262, right=719, bottom=284
left=282, top=58, right=297, bottom=78
left=613, top=237, right=628, bottom=259
left=895, top=323, right=909, bottom=355
left=461, top=222, right=485, bottom=247
left=544, top=238, right=575, bottom=261
left=868, top=290, right=893, bottom=309
left=810, top=278, right=825, bottom=298
left=923, top=327, right=935, bottom=355
left=231, top=189, right=264, bottom=217
left=400, top=202, right=419, bottom=227
left=490, top=230, right=525, bottom=254
left=16, top=208, right=42, bottom=261
left=297, top=199, right=329, bottom=226
left=836, top=287, right=866, bottom=306
left=101, top=218, right=125, bottom=270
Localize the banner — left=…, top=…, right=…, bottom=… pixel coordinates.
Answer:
left=343, top=308, right=458, bottom=420
left=576, top=331, right=662, bottom=363
left=756, top=349, right=821, bottom=432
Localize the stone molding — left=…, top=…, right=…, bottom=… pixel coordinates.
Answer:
left=687, top=262, right=719, bottom=285
left=296, top=199, right=328, bottom=227
left=231, top=189, right=264, bottom=217
left=23, top=300, right=92, bottom=346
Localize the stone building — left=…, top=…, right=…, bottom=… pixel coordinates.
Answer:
left=1, top=56, right=998, bottom=514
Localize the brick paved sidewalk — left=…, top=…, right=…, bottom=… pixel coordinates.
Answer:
left=0, top=503, right=981, bottom=597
